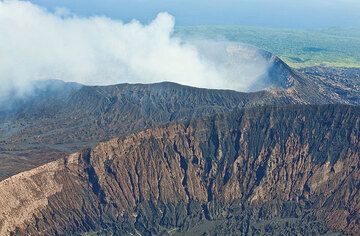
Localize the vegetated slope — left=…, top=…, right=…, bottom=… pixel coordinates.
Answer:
left=0, top=104, right=358, bottom=235
left=175, top=26, right=360, bottom=68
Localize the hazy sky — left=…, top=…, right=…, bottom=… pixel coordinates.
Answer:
left=29, top=0, right=360, bottom=28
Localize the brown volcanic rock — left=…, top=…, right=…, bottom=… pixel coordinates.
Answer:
left=1, top=67, right=359, bottom=180
left=0, top=104, right=359, bottom=235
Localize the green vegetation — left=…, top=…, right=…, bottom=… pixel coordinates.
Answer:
left=175, top=26, right=360, bottom=68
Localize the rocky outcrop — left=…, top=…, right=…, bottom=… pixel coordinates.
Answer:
left=0, top=105, right=358, bottom=235
left=1, top=65, right=359, bottom=180
left=0, top=160, right=64, bottom=235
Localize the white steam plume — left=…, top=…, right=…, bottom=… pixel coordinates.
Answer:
left=0, top=0, right=270, bottom=103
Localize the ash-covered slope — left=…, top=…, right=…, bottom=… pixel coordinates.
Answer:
left=0, top=80, right=82, bottom=117
left=300, top=66, right=360, bottom=104
left=0, top=48, right=358, bottom=180
left=0, top=82, right=279, bottom=180
left=1, top=105, right=358, bottom=235
left=0, top=66, right=358, bottom=180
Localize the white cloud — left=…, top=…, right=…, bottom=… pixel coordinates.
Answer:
left=0, top=0, right=270, bottom=103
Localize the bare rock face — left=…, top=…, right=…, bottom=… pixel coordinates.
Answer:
left=1, top=66, right=359, bottom=181
left=0, top=105, right=358, bottom=235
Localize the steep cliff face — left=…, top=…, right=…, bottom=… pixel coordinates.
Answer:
left=0, top=105, right=358, bottom=235
left=1, top=67, right=359, bottom=180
